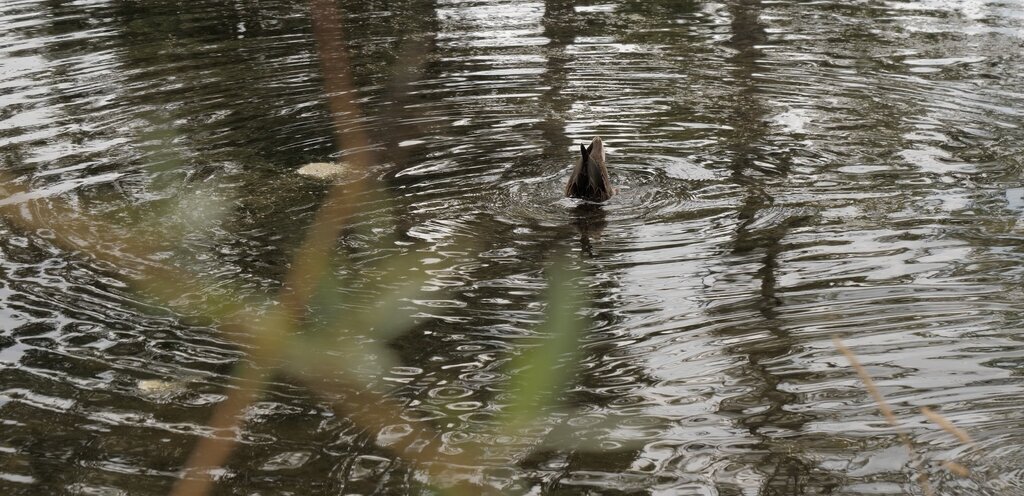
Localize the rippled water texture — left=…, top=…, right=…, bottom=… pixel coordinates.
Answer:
left=2, top=0, right=1024, bottom=494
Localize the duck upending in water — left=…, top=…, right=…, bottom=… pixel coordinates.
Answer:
left=565, top=137, right=614, bottom=202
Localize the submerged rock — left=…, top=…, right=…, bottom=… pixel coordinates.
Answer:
left=137, top=378, right=188, bottom=398
left=297, top=162, right=347, bottom=180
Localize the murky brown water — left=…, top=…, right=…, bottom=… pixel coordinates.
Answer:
left=2, top=0, right=1024, bottom=494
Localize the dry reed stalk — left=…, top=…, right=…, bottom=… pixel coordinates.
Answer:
left=920, top=406, right=974, bottom=447
left=833, top=336, right=934, bottom=496
left=920, top=406, right=974, bottom=478
left=942, top=461, right=970, bottom=478
left=0, top=176, right=467, bottom=496
left=169, top=1, right=391, bottom=494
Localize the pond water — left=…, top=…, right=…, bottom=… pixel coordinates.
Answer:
left=1, top=0, right=1024, bottom=494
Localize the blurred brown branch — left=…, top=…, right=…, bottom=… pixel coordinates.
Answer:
left=0, top=3, right=583, bottom=495
left=170, top=1, right=459, bottom=495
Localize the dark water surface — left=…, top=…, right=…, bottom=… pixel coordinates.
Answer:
left=2, top=0, right=1024, bottom=494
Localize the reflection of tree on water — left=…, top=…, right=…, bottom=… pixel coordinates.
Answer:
left=510, top=1, right=664, bottom=492
left=711, top=0, right=834, bottom=493
left=534, top=0, right=609, bottom=256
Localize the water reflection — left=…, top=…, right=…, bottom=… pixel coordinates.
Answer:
left=1, top=0, right=1024, bottom=494
left=710, top=2, right=827, bottom=491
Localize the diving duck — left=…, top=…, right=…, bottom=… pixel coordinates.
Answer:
left=565, top=137, right=614, bottom=202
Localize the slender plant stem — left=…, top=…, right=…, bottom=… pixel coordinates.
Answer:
left=834, top=336, right=934, bottom=496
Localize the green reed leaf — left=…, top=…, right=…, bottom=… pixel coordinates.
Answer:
left=501, top=259, right=585, bottom=432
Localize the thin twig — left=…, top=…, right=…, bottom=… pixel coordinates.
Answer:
left=834, top=336, right=934, bottom=496
left=169, top=365, right=267, bottom=496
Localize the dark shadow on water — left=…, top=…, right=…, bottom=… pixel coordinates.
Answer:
left=571, top=203, right=608, bottom=257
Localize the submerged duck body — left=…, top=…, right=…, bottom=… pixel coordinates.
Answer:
left=565, top=137, right=614, bottom=202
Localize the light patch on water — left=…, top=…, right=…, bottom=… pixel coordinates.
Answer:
left=0, top=107, right=54, bottom=132
left=836, top=165, right=896, bottom=174
left=0, top=388, right=76, bottom=412
left=436, top=1, right=544, bottom=48
left=1006, top=188, right=1024, bottom=211
left=904, top=55, right=987, bottom=66
left=932, top=189, right=974, bottom=212
left=899, top=146, right=973, bottom=174
left=771, top=107, right=819, bottom=135
left=662, top=159, right=717, bottom=182
left=0, top=473, right=36, bottom=485
left=0, top=172, right=124, bottom=206
left=575, top=4, right=618, bottom=13
left=260, top=451, right=313, bottom=471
